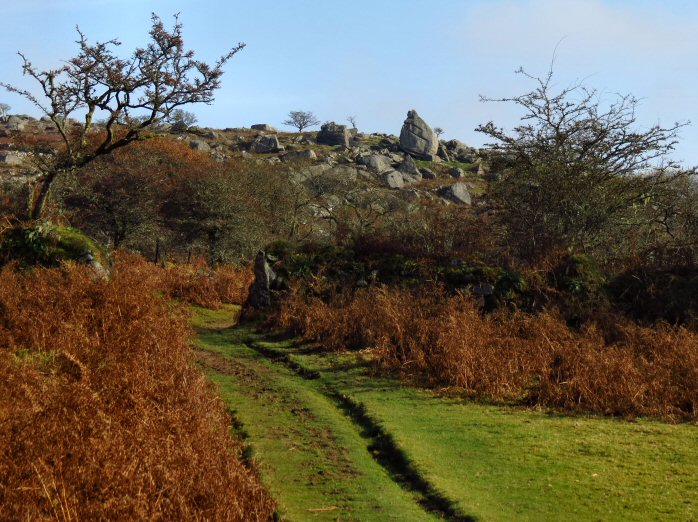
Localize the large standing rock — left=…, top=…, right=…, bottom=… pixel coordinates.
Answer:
left=246, top=252, right=276, bottom=309
left=399, top=110, right=438, bottom=160
left=316, top=122, right=351, bottom=148
left=250, top=134, right=282, bottom=153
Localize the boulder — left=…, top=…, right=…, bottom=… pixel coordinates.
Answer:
left=251, top=124, right=277, bottom=132
left=283, top=149, right=317, bottom=162
left=250, top=134, right=282, bottom=153
left=0, top=152, right=23, bottom=166
left=399, top=110, right=438, bottom=160
left=398, top=154, right=421, bottom=178
left=6, top=116, right=25, bottom=132
left=437, top=143, right=451, bottom=162
left=316, top=122, right=351, bottom=148
left=439, top=182, right=472, bottom=205
left=420, top=167, right=437, bottom=180
left=448, top=167, right=464, bottom=179
left=78, top=251, right=109, bottom=280
left=189, top=139, right=210, bottom=152
left=382, top=170, right=404, bottom=189
left=357, top=154, right=394, bottom=174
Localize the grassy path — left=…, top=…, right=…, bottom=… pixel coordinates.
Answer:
left=193, top=306, right=698, bottom=521
left=193, top=307, right=443, bottom=521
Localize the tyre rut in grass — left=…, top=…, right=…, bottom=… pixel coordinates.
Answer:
left=244, top=339, right=475, bottom=522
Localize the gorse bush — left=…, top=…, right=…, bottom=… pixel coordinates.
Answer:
left=0, top=254, right=274, bottom=520
left=278, top=285, right=698, bottom=420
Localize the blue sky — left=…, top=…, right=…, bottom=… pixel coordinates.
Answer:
left=2, top=0, right=698, bottom=164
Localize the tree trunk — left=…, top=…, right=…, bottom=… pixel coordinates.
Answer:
left=30, top=171, right=59, bottom=220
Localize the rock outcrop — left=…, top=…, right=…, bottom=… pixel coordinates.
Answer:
left=399, top=110, right=438, bottom=160
left=444, top=139, right=476, bottom=163
left=251, top=124, right=277, bottom=132
left=316, top=122, right=351, bottom=148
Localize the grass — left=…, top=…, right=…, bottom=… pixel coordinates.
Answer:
left=194, top=307, right=439, bottom=521
left=195, top=307, right=698, bottom=521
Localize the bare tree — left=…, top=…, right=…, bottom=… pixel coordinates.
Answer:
left=2, top=13, right=244, bottom=220
left=477, top=66, right=689, bottom=261
left=283, top=110, right=320, bottom=133
left=347, top=115, right=357, bottom=129
left=433, top=127, right=444, bottom=138
left=0, top=103, right=9, bottom=122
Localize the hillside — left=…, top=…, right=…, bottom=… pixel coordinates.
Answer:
left=2, top=5, right=698, bottom=521
left=0, top=109, right=486, bottom=207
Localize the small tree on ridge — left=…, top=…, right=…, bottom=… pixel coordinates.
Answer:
left=283, top=110, right=320, bottom=133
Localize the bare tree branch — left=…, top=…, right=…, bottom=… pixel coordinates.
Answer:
left=1, top=13, right=244, bottom=219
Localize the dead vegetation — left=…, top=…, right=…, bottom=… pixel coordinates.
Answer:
left=278, top=285, right=698, bottom=421
left=0, top=253, right=273, bottom=520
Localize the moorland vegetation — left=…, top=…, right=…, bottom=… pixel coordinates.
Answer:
left=1, top=12, right=698, bottom=520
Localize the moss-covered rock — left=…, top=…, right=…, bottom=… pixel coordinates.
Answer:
left=0, top=222, right=109, bottom=275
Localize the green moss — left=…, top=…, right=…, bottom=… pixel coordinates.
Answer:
left=0, top=222, right=109, bottom=268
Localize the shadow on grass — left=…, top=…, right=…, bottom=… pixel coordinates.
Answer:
left=330, top=391, right=477, bottom=522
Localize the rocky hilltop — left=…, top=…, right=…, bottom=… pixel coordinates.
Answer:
left=0, top=109, right=491, bottom=209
